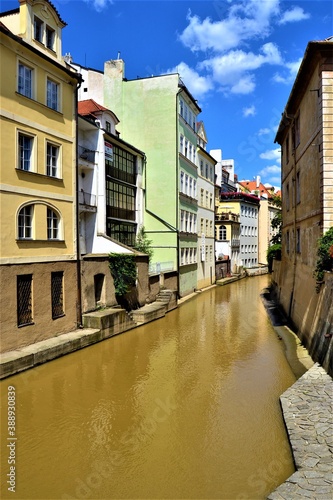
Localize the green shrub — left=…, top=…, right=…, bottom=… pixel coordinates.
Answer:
left=108, top=254, right=137, bottom=296
left=314, top=227, right=333, bottom=290
left=267, top=243, right=281, bottom=272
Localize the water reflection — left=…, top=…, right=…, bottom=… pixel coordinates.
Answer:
left=0, top=276, right=295, bottom=499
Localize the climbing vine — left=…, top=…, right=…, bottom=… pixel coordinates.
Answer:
left=133, top=226, right=154, bottom=262
left=314, top=227, right=333, bottom=291
left=108, top=253, right=137, bottom=296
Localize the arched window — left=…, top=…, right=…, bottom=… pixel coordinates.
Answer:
left=219, top=225, right=227, bottom=241
left=18, top=205, right=33, bottom=239
left=47, top=208, right=59, bottom=239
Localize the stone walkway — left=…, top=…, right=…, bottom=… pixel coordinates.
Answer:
left=268, top=363, right=333, bottom=499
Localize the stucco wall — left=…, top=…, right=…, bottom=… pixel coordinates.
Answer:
left=1, top=261, right=77, bottom=353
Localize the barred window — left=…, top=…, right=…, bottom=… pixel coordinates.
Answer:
left=17, top=274, right=33, bottom=326
left=51, top=271, right=64, bottom=319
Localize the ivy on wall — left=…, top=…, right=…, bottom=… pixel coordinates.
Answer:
left=314, top=227, right=333, bottom=291
left=108, top=253, right=137, bottom=296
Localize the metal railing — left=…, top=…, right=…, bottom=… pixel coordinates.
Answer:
left=78, top=145, right=96, bottom=164
left=79, top=190, right=97, bottom=207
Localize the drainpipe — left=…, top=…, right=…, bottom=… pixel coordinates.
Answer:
left=75, top=78, right=83, bottom=327
left=289, top=125, right=297, bottom=319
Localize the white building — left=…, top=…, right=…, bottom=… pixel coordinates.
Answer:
left=196, top=122, right=216, bottom=288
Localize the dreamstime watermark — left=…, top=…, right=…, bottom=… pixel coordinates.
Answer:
left=61, top=395, right=177, bottom=499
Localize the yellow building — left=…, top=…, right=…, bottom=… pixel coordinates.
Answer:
left=0, top=0, right=81, bottom=352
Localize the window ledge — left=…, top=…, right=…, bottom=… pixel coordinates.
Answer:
left=15, top=92, right=63, bottom=115
left=16, top=168, right=63, bottom=182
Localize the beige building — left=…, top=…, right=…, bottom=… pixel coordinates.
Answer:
left=273, top=38, right=333, bottom=370
left=0, top=1, right=81, bottom=352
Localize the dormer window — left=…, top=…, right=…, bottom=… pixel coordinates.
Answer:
left=34, top=17, right=43, bottom=43
left=46, top=26, right=55, bottom=50
left=106, top=121, right=111, bottom=133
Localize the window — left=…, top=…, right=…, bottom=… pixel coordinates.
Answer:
left=189, top=143, right=193, bottom=162
left=193, top=180, right=197, bottom=199
left=180, top=210, right=184, bottom=232
left=296, top=228, right=301, bottom=253
left=34, top=17, right=43, bottom=43
left=47, top=208, right=59, bottom=240
left=185, top=175, right=188, bottom=195
left=179, top=98, right=184, bottom=117
left=286, top=183, right=290, bottom=211
left=17, top=274, right=33, bottom=326
left=285, top=135, right=290, bottom=164
left=200, top=160, right=204, bottom=176
left=18, top=63, right=32, bottom=98
left=18, top=133, right=33, bottom=171
left=47, top=143, right=60, bottom=177
left=219, top=225, right=226, bottom=241
left=205, top=163, right=208, bottom=178
left=18, top=206, right=33, bottom=239
left=200, top=189, right=204, bottom=206
left=180, top=135, right=184, bottom=154
left=51, top=271, right=64, bottom=319
left=46, top=26, right=55, bottom=50
left=185, top=140, right=188, bottom=157
left=296, top=171, right=300, bottom=204
left=189, top=177, right=193, bottom=197
left=210, top=193, right=213, bottom=209
left=105, top=121, right=111, bottom=133
left=180, top=172, right=184, bottom=193
left=292, top=114, right=300, bottom=150
left=47, top=79, right=59, bottom=111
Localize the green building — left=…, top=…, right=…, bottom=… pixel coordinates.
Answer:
left=76, top=60, right=201, bottom=296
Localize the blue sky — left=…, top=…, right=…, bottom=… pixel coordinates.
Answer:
left=2, top=0, right=332, bottom=188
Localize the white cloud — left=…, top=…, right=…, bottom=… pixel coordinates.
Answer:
left=83, top=0, right=113, bottom=12
left=258, top=128, right=270, bottom=136
left=259, top=148, right=281, bottom=161
left=243, top=105, right=256, bottom=117
left=179, top=0, right=280, bottom=53
left=169, top=62, right=213, bottom=99
left=259, top=165, right=281, bottom=176
left=273, top=58, right=302, bottom=84
left=279, top=6, right=310, bottom=25
left=199, top=42, right=282, bottom=94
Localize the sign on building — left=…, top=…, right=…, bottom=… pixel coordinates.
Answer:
left=105, top=141, right=113, bottom=161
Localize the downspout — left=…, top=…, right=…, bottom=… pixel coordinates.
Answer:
left=175, top=89, right=183, bottom=298
left=289, top=123, right=297, bottom=319
left=75, top=77, right=83, bottom=327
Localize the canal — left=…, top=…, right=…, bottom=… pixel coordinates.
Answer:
left=1, top=275, right=296, bottom=499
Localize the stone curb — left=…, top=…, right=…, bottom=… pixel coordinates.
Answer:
left=267, top=364, right=333, bottom=499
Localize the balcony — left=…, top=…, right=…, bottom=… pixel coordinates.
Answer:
left=231, top=239, right=240, bottom=248
left=78, top=145, right=96, bottom=166
left=79, top=190, right=97, bottom=211
left=217, top=212, right=240, bottom=223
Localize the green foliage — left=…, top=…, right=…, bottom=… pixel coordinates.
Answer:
left=267, top=243, right=282, bottom=272
left=133, top=226, right=154, bottom=262
left=270, top=195, right=282, bottom=245
left=314, top=227, right=333, bottom=289
left=108, top=253, right=137, bottom=296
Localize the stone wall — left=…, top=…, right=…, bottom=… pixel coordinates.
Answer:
left=272, top=260, right=333, bottom=376
left=215, top=259, right=231, bottom=279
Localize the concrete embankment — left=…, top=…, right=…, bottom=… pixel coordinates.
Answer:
left=262, top=288, right=333, bottom=499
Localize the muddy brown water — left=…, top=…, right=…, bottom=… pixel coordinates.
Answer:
left=1, top=275, right=296, bottom=499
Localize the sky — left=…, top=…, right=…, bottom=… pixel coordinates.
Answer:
left=1, top=0, right=332, bottom=188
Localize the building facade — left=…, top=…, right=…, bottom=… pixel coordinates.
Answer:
left=273, top=38, right=333, bottom=365
left=0, top=0, right=81, bottom=352
left=74, top=60, right=203, bottom=296
left=196, top=122, right=216, bottom=288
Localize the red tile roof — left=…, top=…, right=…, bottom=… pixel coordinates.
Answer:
left=78, top=99, right=109, bottom=116
left=239, top=180, right=273, bottom=198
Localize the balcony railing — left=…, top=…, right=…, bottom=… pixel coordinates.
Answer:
left=216, top=212, right=240, bottom=223
left=78, top=145, right=96, bottom=164
left=149, top=261, right=175, bottom=275
left=79, top=190, right=96, bottom=207
left=231, top=239, right=240, bottom=248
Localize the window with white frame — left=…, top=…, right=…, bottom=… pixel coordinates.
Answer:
left=180, top=171, right=184, bottom=193
left=189, top=143, right=193, bottom=162
left=184, top=139, right=188, bottom=158
left=200, top=160, right=204, bottom=176
left=180, top=135, right=184, bottom=154
left=18, top=205, right=33, bottom=239
left=181, top=248, right=185, bottom=265
left=18, top=63, right=33, bottom=98
left=180, top=210, right=184, bottom=232
left=18, top=132, right=34, bottom=171
left=189, top=177, right=193, bottom=197
left=219, top=225, right=226, bottom=240
left=185, top=212, right=189, bottom=232
left=193, top=148, right=196, bottom=164
left=185, top=174, right=188, bottom=195
left=46, top=143, right=60, bottom=177
left=47, top=208, right=59, bottom=240
left=193, top=180, right=197, bottom=199
left=47, top=78, right=59, bottom=111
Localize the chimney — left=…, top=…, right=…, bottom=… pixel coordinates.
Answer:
left=256, top=175, right=260, bottom=188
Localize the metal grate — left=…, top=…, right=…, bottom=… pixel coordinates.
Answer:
left=51, top=271, right=64, bottom=319
left=17, top=274, right=33, bottom=326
